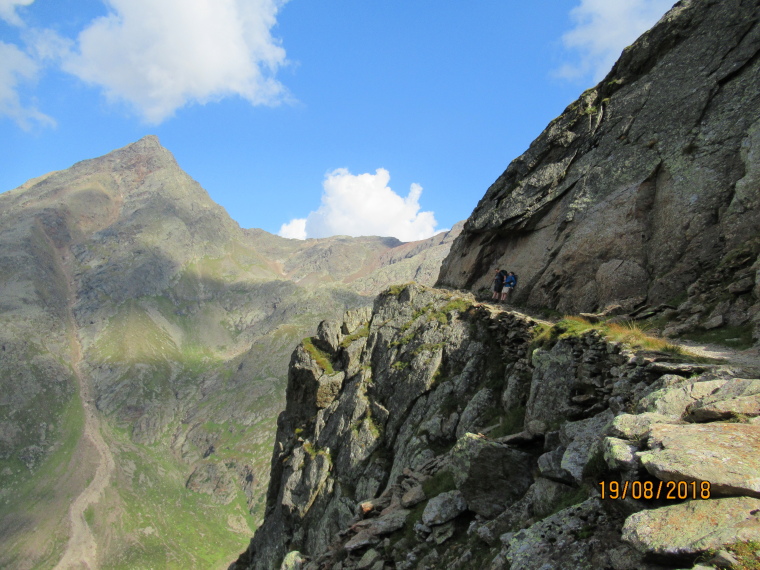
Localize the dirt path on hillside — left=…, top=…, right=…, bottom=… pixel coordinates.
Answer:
left=674, top=340, right=760, bottom=377
left=54, top=256, right=116, bottom=570
left=483, top=301, right=760, bottom=378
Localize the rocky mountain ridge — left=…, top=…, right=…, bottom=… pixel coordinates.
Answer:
left=232, top=284, right=760, bottom=570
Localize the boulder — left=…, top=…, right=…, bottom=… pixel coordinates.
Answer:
left=560, top=410, right=613, bottom=483
left=686, top=378, right=760, bottom=422
left=537, top=447, right=574, bottom=485
left=636, top=379, right=726, bottom=418
left=455, top=388, right=494, bottom=437
left=346, top=509, right=410, bottom=551
left=526, top=342, right=577, bottom=425
left=448, top=433, right=533, bottom=517
left=606, top=412, right=680, bottom=440
left=400, top=485, right=426, bottom=508
left=622, top=497, right=760, bottom=557
left=639, top=423, right=760, bottom=497
left=422, top=490, right=467, bottom=526
left=602, top=437, right=640, bottom=471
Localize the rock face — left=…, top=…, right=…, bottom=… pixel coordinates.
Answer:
left=437, top=0, right=760, bottom=343
left=0, top=137, right=461, bottom=568
left=230, top=284, right=760, bottom=570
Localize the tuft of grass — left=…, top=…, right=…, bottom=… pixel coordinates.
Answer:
left=302, top=337, right=335, bottom=374
left=391, top=360, right=409, bottom=371
left=386, top=283, right=413, bottom=297
left=547, top=487, right=589, bottom=517
left=303, top=441, right=332, bottom=465
left=422, top=470, right=457, bottom=497
left=339, top=323, right=370, bottom=348
left=532, top=316, right=711, bottom=360
left=700, top=540, right=760, bottom=570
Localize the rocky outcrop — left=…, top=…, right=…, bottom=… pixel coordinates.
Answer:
left=231, top=284, right=760, bottom=570
left=437, top=0, right=760, bottom=343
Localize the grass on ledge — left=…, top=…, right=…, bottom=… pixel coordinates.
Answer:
left=302, top=337, right=335, bottom=374
left=532, top=316, right=711, bottom=361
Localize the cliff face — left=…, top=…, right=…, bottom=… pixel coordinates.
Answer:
left=232, top=284, right=760, bottom=569
left=0, top=137, right=461, bottom=569
left=437, top=0, right=760, bottom=341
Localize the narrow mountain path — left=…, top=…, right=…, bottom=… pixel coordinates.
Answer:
left=54, top=251, right=116, bottom=570
left=480, top=300, right=760, bottom=378
left=674, top=340, right=760, bottom=377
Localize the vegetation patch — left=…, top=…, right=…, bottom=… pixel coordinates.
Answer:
left=302, top=337, right=335, bottom=374
left=531, top=316, right=713, bottom=361
left=681, top=323, right=754, bottom=350
left=547, top=486, right=589, bottom=518
left=411, top=342, right=444, bottom=356
left=303, top=441, right=331, bottom=463
left=339, top=323, right=370, bottom=348
left=699, top=540, right=760, bottom=570
left=386, top=283, right=413, bottom=297
left=422, top=470, right=457, bottom=497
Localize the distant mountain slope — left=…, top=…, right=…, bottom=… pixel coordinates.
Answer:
left=0, top=136, right=460, bottom=569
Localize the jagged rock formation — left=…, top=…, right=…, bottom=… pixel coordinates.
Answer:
left=0, top=136, right=460, bottom=569
left=437, top=0, right=760, bottom=343
left=232, top=284, right=760, bottom=570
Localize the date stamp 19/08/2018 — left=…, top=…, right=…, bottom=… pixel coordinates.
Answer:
left=599, top=480, right=712, bottom=501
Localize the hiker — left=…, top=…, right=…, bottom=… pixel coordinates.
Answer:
left=501, top=271, right=517, bottom=302
left=491, top=269, right=504, bottom=301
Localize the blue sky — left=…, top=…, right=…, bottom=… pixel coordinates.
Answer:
left=1, top=0, right=675, bottom=240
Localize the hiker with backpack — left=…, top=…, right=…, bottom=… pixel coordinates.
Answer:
left=501, top=271, right=517, bottom=302
left=491, top=269, right=505, bottom=301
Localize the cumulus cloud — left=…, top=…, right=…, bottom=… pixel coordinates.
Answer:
left=278, top=169, right=440, bottom=242
left=0, top=40, right=55, bottom=129
left=61, top=0, right=289, bottom=123
left=556, top=0, right=675, bottom=82
left=0, top=0, right=33, bottom=26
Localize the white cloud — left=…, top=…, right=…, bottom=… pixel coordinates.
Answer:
left=278, top=168, right=439, bottom=242
left=61, top=0, right=289, bottom=124
left=0, top=0, right=33, bottom=26
left=0, top=40, right=55, bottom=129
left=279, top=217, right=307, bottom=240
left=556, top=0, right=675, bottom=82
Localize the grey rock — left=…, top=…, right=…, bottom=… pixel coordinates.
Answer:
left=686, top=378, right=760, bottom=422
left=356, top=548, right=382, bottom=570
left=709, top=549, right=740, bottom=568
left=429, top=520, right=456, bottom=544
left=560, top=410, right=613, bottom=483
left=344, top=530, right=381, bottom=552
left=622, top=497, right=760, bottom=556
left=456, top=388, right=495, bottom=437
left=400, top=485, right=426, bottom=508
left=422, top=490, right=467, bottom=526
left=639, top=423, right=760, bottom=497
left=636, top=379, right=726, bottom=418
left=602, top=437, right=639, bottom=471
left=537, top=447, right=574, bottom=485
left=448, top=433, right=533, bottom=517
left=607, top=412, right=680, bottom=440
